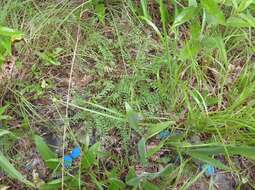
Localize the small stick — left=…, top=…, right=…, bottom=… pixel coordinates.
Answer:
left=61, top=26, right=81, bottom=190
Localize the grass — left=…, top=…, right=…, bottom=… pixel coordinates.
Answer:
left=0, top=0, right=255, bottom=189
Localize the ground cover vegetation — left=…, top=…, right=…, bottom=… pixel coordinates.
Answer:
left=0, top=0, right=255, bottom=189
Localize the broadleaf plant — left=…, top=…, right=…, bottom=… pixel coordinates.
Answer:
left=0, top=26, right=23, bottom=66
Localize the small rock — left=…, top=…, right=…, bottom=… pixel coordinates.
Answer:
left=214, top=173, right=237, bottom=190
left=189, top=177, right=209, bottom=190
left=190, top=135, right=201, bottom=144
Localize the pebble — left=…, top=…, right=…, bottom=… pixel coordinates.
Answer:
left=215, top=173, right=236, bottom=190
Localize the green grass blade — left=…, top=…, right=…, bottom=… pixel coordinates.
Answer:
left=158, top=0, right=169, bottom=34
left=0, top=151, right=34, bottom=187
left=237, top=0, right=253, bottom=12
left=140, top=0, right=150, bottom=20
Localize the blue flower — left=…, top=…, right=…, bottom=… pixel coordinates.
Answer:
left=70, top=147, right=81, bottom=159
left=202, top=164, right=215, bottom=177
left=64, top=155, right=73, bottom=168
left=159, top=130, right=171, bottom=139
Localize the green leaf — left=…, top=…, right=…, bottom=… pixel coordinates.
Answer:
left=145, top=121, right=173, bottom=140
left=187, top=145, right=255, bottom=160
left=202, top=36, right=227, bottom=64
left=239, top=13, right=255, bottom=27
left=0, top=115, right=11, bottom=120
left=95, top=3, right=105, bottom=24
left=227, top=146, right=255, bottom=160
left=146, top=142, right=164, bottom=158
left=109, top=178, right=125, bottom=190
left=127, top=165, right=173, bottom=187
left=188, top=151, right=229, bottom=170
left=0, top=151, right=34, bottom=187
left=201, top=0, right=225, bottom=25
left=40, top=178, right=67, bottom=190
left=173, top=6, right=199, bottom=27
left=142, top=181, right=160, bottom=190
left=0, top=26, right=23, bottom=41
left=138, top=137, right=147, bottom=166
left=126, top=176, right=141, bottom=187
left=81, top=142, right=100, bottom=169
left=180, top=39, right=201, bottom=60
left=0, top=37, right=12, bottom=55
left=0, top=129, right=10, bottom=137
left=0, top=105, right=10, bottom=121
left=140, top=164, right=173, bottom=179
left=0, top=54, right=4, bottom=65
left=158, top=0, right=169, bottom=34
left=37, top=52, right=61, bottom=66
left=126, top=167, right=140, bottom=187
left=213, top=36, right=228, bottom=64
left=190, top=21, right=201, bottom=39
left=125, top=102, right=141, bottom=133
left=34, top=135, right=58, bottom=169
left=189, top=0, right=198, bottom=7
left=91, top=174, right=104, bottom=190
left=187, top=145, right=255, bottom=171
left=0, top=105, right=8, bottom=115
left=180, top=21, right=201, bottom=60
left=226, top=16, right=251, bottom=27
left=237, top=0, right=253, bottom=12
left=0, top=129, right=17, bottom=139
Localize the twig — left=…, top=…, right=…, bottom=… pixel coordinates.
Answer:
left=61, top=26, right=81, bottom=190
